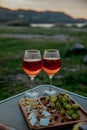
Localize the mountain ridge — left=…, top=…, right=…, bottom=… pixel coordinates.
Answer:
left=0, top=7, right=87, bottom=24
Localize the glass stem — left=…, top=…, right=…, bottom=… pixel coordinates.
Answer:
left=49, top=75, right=53, bottom=91
left=30, top=77, right=34, bottom=92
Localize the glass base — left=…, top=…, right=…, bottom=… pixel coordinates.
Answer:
left=24, top=91, right=39, bottom=98
left=44, top=90, right=57, bottom=95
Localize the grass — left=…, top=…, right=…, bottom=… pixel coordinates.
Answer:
left=0, top=25, right=87, bottom=100
left=0, top=25, right=87, bottom=36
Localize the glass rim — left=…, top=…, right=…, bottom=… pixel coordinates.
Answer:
left=44, top=49, right=60, bottom=52
left=25, top=49, right=40, bottom=53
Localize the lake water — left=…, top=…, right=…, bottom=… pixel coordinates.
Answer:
left=66, top=23, right=87, bottom=27
left=30, top=24, right=54, bottom=28
left=30, top=23, right=87, bottom=28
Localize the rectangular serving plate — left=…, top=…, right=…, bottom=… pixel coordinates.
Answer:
left=19, top=94, right=87, bottom=130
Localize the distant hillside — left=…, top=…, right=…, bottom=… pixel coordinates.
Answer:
left=0, top=7, right=87, bottom=25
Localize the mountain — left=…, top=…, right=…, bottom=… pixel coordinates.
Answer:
left=0, top=7, right=87, bottom=25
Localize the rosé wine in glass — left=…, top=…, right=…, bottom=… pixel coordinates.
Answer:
left=42, top=49, right=61, bottom=95
left=43, top=58, right=61, bottom=76
left=23, top=59, right=42, bottom=77
left=23, top=50, right=42, bottom=98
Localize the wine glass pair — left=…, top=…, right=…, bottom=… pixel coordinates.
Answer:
left=23, top=49, right=61, bottom=98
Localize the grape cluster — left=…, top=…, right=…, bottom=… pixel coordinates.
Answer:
left=45, top=92, right=80, bottom=120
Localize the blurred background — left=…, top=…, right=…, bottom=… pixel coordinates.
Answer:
left=0, top=0, right=87, bottom=100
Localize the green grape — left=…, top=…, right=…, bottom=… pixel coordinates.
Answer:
left=45, top=96, right=50, bottom=102
left=61, top=92, right=66, bottom=96
left=72, top=113, right=78, bottom=120
left=63, top=102, right=68, bottom=108
left=51, top=96, right=57, bottom=103
left=63, top=95, right=68, bottom=101
left=61, top=109, right=66, bottom=115
left=50, top=102, right=55, bottom=108
left=68, top=109, right=74, bottom=116
left=58, top=95, right=62, bottom=101
left=76, top=111, right=80, bottom=118
left=66, top=104, right=72, bottom=110
left=67, top=97, right=71, bottom=102
left=72, top=104, right=79, bottom=109
left=61, top=97, right=67, bottom=103
left=56, top=102, right=61, bottom=109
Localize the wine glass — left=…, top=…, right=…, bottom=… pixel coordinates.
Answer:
left=42, top=49, right=61, bottom=95
left=23, top=50, right=42, bottom=98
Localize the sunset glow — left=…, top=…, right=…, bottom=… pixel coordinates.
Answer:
left=0, top=0, right=87, bottom=19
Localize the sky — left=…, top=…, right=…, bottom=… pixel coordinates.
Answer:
left=0, top=0, right=87, bottom=19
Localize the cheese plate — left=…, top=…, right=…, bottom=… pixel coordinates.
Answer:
left=19, top=92, right=87, bottom=130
